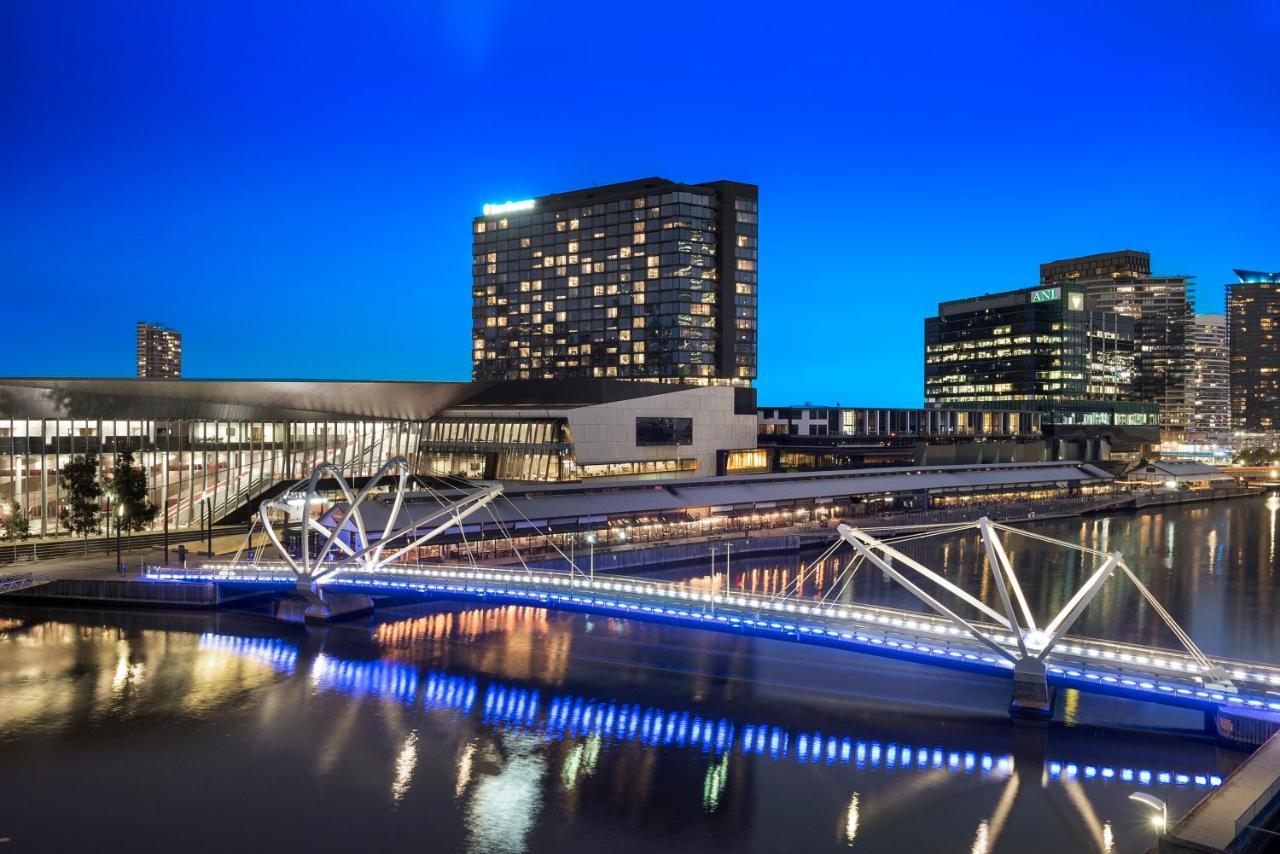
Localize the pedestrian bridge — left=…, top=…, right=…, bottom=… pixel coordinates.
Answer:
left=142, top=456, right=1280, bottom=745
left=147, top=557, right=1280, bottom=733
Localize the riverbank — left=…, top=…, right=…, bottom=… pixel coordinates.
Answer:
left=516, top=486, right=1266, bottom=575
left=1, top=485, right=1266, bottom=603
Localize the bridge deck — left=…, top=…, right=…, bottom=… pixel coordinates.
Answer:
left=147, top=561, right=1280, bottom=717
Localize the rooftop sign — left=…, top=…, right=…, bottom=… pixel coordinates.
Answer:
left=1030, top=287, right=1060, bottom=304
left=482, top=199, right=536, bottom=216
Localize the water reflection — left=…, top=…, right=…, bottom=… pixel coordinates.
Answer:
left=844, top=791, right=860, bottom=844
left=180, top=620, right=1225, bottom=799
left=2, top=496, right=1274, bottom=854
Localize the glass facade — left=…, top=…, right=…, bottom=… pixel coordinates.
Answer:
left=0, top=417, right=423, bottom=537
left=1084, top=311, right=1137, bottom=400
left=419, top=417, right=574, bottom=482
left=760, top=406, right=1044, bottom=438
left=471, top=178, right=757, bottom=386
left=0, top=410, right=711, bottom=537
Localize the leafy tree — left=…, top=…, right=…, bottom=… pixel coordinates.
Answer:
left=109, top=449, right=158, bottom=535
left=58, top=453, right=103, bottom=551
left=1240, top=447, right=1276, bottom=466
left=1, top=498, right=30, bottom=540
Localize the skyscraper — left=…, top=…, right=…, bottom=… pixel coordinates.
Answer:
left=471, top=177, right=758, bottom=386
left=136, top=322, right=182, bottom=378
left=1188, top=313, right=1230, bottom=434
left=924, top=284, right=1135, bottom=405
left=1041, top=251, right=1194, bottom=436
left=1227, top=269, right=1280, bottom=432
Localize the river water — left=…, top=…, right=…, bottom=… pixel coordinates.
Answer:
left=1, top=495, right=1278, bottom=853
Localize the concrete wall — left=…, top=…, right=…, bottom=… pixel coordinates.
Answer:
left=566, top=385, right=757, bottom=476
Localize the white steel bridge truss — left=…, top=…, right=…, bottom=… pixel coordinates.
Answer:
left=835, top=519, right=1235, bottom=696
left=256, top=455, right=502, bottom=588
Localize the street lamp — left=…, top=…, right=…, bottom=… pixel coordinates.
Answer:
left=585, top=532, right=596, bottom=581
left=115, top=504, right=124, bottom=576
left=1129, top=792, right=1167, bottom=839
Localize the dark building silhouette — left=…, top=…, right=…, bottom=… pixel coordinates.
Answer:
left=1227, top=269, right=1280, bottom=431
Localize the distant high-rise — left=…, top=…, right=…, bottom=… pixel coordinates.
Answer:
left=136, top=322, right=182, bottom=378
left=1188, top=314, right=1230, bottom=434
left=1227, top=269, right=1280, bottom=432
left=1042, top=251, right=1194, bottom=436
left=471, top=177, right=758, bottom=386
left=1040, top=249, right=1151, bottom=285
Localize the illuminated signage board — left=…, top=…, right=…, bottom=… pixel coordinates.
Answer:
left=1029, top=287, right=1060, bottom=303
left=1067, top=292, right=1084, bottom=311
left=482, top=199, right=536, bottom=216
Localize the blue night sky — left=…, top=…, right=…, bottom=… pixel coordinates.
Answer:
left=3, top=2, right=1277, bottom=407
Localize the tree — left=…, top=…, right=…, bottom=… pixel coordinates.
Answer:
left=109, top=449, right=157, bottom=535
left=59, top=453, right=103, bottom=552
left=1238, top=447, right=1274, bottom=466
left=1, top=498, right=31, bottom=541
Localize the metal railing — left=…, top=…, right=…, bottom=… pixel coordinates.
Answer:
left=0, top=571, right=51, bottom=594
left=0, top=524, right=250, bottom=566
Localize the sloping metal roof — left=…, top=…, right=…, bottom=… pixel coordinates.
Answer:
left=0, top=377, right=710, bottom=421
left=1141, top=461, right=1234, bottom=479
left=339, top=463, right=1112, bottom=533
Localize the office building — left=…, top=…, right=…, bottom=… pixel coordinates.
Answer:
left=472, top=177, right=758, bottom=386
left=1041, top=250, right=1195, bottom=435
left=0, top=377, right=759, bottom=537
left=924, top=284, right=1135, bottom=406
left=759, top=400, right=1158, bottom=469
left=1227, top=269, right=1280, bottom=431
left=136, top=322, right=182, bottom=379
left=1188, top=313, right=1230, bottom=434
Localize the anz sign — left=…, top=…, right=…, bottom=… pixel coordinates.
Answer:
left=1029, top=288, right=1084, bottom=311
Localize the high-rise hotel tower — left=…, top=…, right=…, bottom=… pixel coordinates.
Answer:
left=472, top=178, right=758, bottom=385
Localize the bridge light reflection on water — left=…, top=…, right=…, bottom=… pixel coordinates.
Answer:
left=195, top=627, right=1225, bottom=793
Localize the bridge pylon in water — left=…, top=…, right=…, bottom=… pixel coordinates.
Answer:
left=836, top=517, right=1235, bottom=721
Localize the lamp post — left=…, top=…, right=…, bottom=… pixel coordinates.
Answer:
left=709, top=546, right=717, bottom=616
left=1129, top=792, right=1167, bottom=843
left=115, top=504, right=123, bottom=576
left=586, top=532, right=595, bottom=582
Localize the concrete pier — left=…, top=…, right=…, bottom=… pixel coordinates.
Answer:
left=1161, top=729, right=1280, bottom=852
left=273, top=586, right=374, bottom=623
left=1009, top=658, right=1054, bottom=721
